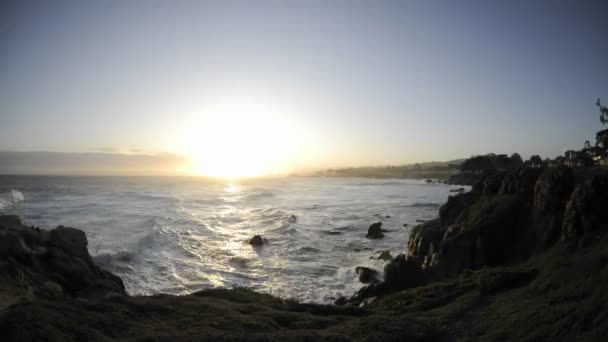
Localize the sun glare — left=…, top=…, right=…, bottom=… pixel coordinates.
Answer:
left=179, top=97, right=299, bottom=178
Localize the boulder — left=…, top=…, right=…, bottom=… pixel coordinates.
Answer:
left=49, top=226, right=90, bottom=259
left=249, top=235, right=266, bottom=246
left=355, top=266, right=379, bottom=284
left=0, top=217, right=125, bottom=297
left=366, top=222, right=384, bottom=239
left=383, top=254, right=427, bottom=291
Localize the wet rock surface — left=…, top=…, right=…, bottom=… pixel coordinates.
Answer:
left=366, top=222, right=385, bottom=239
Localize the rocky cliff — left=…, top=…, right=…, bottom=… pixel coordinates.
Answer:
left=350, top=167, right=608, bottom=304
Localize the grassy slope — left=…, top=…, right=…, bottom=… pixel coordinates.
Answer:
left=368, top=233, right=608, bottom=341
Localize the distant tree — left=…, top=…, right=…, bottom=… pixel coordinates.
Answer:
left=597, top=98, right=608, bottom=125
left=584, top=140, right=592, bottom=150
left=529, top=155, right=543, bottom=168
left=460, top=155, right=494, bottom=172
left=510, top=153, right=524, bottom=168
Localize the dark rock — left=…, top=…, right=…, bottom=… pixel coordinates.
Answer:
left=49, top=226, right=90, bottom=260
left=0, top=215, right=22, bottom=227
left=383, top=254, right=427, bottom=291
left=562, top=175, right=608, bottom=240
left=0, top=217, right=126, bottom=298
left=334, top=296, right=348, bottom=305
left=355, top=266, right=379, bottom=284
left=366, top=222, right=384, bottom=239
left=499, top=167, right=542, bottom=196
left=248, top=235, right=266, bottom=246
left=377, top=250, right=393, bottom=261
left=438, top=195, right=527, bottom=276
left=481, top=173, right=506, bottom=196
left=407, top=218, right=442, bottom=258
left=439, top=191, right=479, bottom=226
left=533, top=167, right=574, bottom=213
left=288, top=215, right=297, bottom=223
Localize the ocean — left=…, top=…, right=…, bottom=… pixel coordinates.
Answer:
left=0, top=175, right=467, bottom=303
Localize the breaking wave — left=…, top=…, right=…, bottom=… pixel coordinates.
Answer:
left=0, top=189, right=25, bottom=210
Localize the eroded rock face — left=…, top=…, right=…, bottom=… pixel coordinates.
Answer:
left=534, top=167, right=574, bottom=213
left=499, top=167, right=542, bottom=196
left=407, top=218, right=443, bottom=258
left=49, top=226, right=90, bottom=260
left=439, top=192, right=479, bottom=227
left=562, top=175, right=608, bottom=240
left=0, top=215, right=125, bottom=299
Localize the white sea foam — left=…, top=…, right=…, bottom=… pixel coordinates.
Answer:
left=0, top=189, right=25, bottom=210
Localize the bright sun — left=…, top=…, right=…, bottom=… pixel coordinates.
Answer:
left=179, top=97, right=299, bottom=178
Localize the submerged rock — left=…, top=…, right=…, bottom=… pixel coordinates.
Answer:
left=366, top=222, right=384, bottom=239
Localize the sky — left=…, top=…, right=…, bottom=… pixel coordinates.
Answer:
left=1, top=0, right=607, bottom=176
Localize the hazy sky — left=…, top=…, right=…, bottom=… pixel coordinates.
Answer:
left=1, top=0, right=607, bottom=175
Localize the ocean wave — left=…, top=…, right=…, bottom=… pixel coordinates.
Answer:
left=0, top=189, right=25, bottom=210
left=94, top=251, right=134, bottom=266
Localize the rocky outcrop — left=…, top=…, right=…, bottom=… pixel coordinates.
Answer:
left=366, top=222, right=384, bottom=239
left=249, top=235, right=266, bottom=246
left=355, top=266, right=379, bottom=284
left=407, top=218, right=442, bottom=258
left=351, top=167, right=608, bottom=303
left=562, top=175, right=608, bottom=241
left=0, top=215, right=125, bottom=300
